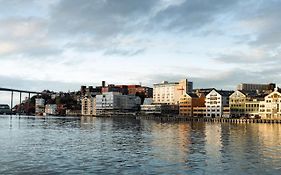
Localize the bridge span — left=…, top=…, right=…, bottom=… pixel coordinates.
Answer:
left=0, top=87, right=55, bottom=112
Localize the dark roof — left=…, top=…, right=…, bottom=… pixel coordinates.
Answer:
left=193, top=88, right=213, bottom=96
left=215, top=89, right=234, bottom=96
left=187, top=93, right=199, bottom=98
left=238, top=90, right=270, bottom=98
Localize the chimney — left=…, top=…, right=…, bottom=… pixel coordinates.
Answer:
left=102, top=81, right=106, bottom=87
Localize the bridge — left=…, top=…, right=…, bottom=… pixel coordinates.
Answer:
left=0, top=87, right=55, bottom=112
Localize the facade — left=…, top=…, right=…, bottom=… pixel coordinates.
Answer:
left=259, top=88, right=281, bottom=119
left=229, top=90, right=264, bottom=118
left=229, top=91, right=247, bottom=117
left=179, top=93, right=202, bottom=117
left=237, top=83, right=275, bottom=92
left=141, top=104, right=179, bottom=115
left=45, top=104, right=57, bottom=115
left=95, top=92, right=141, bottom=115
left=205, top=89, right=233, bottom=118
left=245, top=100, right=260, bottom=118
left=126, top=85, right=153, bottom=98
left=193, top=106, right=206, bottom=118
left=141, top=104, right=162, bottom=114
left=35, top=98, right=45, bottom=115
left=153, top=79, right=193, bottom=105
left=81, top=96, right=96, bottom=116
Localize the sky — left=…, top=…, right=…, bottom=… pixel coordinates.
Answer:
left=1, top=0, right=281, bottom=104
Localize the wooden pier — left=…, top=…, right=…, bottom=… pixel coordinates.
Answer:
left=137, top=115, right=281, bottom=124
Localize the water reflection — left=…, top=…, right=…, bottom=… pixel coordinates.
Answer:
left=0, top=115, right=280, bottom=174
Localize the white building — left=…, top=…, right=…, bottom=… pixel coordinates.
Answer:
left=153, top=79, right=193, bottom=105
left=95, top=92, right=141, bottom=115
left=205, top=89, right=233, bottom=118
left=35, top=98, right=45, bottom=115
left=45, top=104, right=57, bottom=115
left=259, top=88, right=281, bottom=119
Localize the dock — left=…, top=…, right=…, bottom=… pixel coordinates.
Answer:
left=137, top=115, right=281, bottom=124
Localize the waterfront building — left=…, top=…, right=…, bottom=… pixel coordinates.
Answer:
left=126, top=85, right=153, bottom=98
left=259, top=88, right=281, bottom=119
left=237, top=83, right=275, bottom=92
left=141, top=98, right=178, bottom=115
left=45, top=104, right=57, bottom=115
left=205, top=89, right=233, bottom=118
left=81, top=95, right=96, bottom=116
left=141, top=104, right=163, bottom=114
left=179, top=93, right=205, bottom=117
left=229, top=90, right=265, bottom=118
left=95, top=92, right=141, bottom=115
left=35, top=98, right=45, bottom=115
left=245, top=100, right=260, bottom=118
left=153, top=79, right=193, bottom=105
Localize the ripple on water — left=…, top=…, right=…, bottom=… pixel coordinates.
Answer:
left=0, top=116, right=280, bottom=174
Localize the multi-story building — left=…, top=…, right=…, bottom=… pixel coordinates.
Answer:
left=179, top=93, right=206, bottom=117
left=45, top=104, right=57, bottom=115
left=95, top=92, right=141, bottom=115
left=153, top=79, right=193, bottom=105
left=81, top=95, right=96, bottom=116
left=205, top=89, right=233, bottom=118
left=229, top=90, right=265, bottom=118
left=35, top=98, right=45, bottom=115
left=259, top=88, right=281, bottom=119
left=237, top=83, right=275, bottom=92
left=126, top=85, right=153, bottom=98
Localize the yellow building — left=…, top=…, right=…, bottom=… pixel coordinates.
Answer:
left=245, top=100, right=260, bottom=118
left=229, top=90, right=247, bottom=117
left=229, top=90, right=265, bottom=118
left=259, top=88, right=281, bottom=119
left=179, top=93, right=195, bottom=116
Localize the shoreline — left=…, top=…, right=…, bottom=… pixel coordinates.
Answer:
left=137, top=115, right=281, bottom=124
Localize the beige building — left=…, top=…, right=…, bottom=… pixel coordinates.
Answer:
left=259, top=88, right=281, bottom=119
left=230, top=90, right=267, bottom=118
left=81, top=96, right=96, bottom=116
left=153, top=79, right=193, bottom=105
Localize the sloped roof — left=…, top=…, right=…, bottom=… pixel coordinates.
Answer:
left=187, top=93, right=199, bottom=98
left=215, top=89, right=234, bottom=96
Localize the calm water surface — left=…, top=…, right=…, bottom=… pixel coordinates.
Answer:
left=0, top=115, right=280, bottom=175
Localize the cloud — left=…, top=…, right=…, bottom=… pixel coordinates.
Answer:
left=0, top=0, right=281, bottom=93
left=214, top=47, right=281, bottom=64
left=47, top=0, right=243, bottom=55
left=0, top=17, right=62, bottom=57
left=0, top=75, right=81, bottom=92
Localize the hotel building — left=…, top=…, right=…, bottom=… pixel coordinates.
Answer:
left=153, top=79, right=193, bottom=105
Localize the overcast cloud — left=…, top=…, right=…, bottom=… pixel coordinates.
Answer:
left=0, top=0, right=281, bottom=104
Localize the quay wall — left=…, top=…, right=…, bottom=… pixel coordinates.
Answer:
left=137, top=115, right=281, bottom=124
